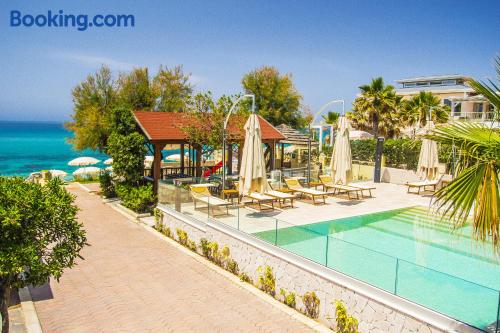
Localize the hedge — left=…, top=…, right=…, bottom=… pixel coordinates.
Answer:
left=350, top=139, right=453, bottom=171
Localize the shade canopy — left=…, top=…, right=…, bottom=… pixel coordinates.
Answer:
left=350, top=130, right=373, bottom=140
left=417, top=121, right=439, bottom=180
left=239, top=114, right=269, bottom=195
left=330, top=117, right=352, bottom=184
left=165, top=153, right=189, bottom=162
left=68, top=157, right=100, bottom=166
left=49, top=170, right=67, bottom=178
left=73, top=166, right=101, bottom=176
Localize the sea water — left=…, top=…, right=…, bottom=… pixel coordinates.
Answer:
left=0, top=121, right=180, bottom=177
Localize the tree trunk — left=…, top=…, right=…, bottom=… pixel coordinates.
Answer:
left=373, top=115, right=379, bottom=139
left=1, top=284, right=10, bottom=333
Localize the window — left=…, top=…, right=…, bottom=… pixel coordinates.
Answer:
left=442, top=79, right=456, bottom=85
left=443, top=99, right=452, bottom=107
left=430, top=80, right=443, bottom=86
left=403, top=82, right=416, bottom=88
left=473, top=103, right=483, bottom=113
left=416, top=82, right=429, bottom=86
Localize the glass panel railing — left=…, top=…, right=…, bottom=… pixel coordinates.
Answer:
left=275, top=220, right=328, bottom=266
left=396, top=259, right=499, bottom=331
left=327, top=235, right=397, bottom=292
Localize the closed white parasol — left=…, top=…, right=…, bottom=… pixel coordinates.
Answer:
left=238, top=114, right=269, bottom=196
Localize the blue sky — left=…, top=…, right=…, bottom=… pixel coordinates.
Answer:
left=0, top=0, right=499, bottom=121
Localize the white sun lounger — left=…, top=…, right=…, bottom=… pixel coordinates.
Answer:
left=247, top=192, right=275, bottom=211
left=319, top=175, right=363, bottom=200
left=190, top=185, right=231, bottom=216
left=284, top=178, right=328, bottom=205
left=265, top=190, right=295, bottom=208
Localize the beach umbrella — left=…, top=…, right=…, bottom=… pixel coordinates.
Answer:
left=417, top=121, right=439, bottom=180
left=349, top=130, right=373, bottom=140
left=104, top=158, right=113, bottom=165
left=165, top=154, right=188, bottom=162
left=68, top=157, right=100, bottom=166
left=238, top=114, right=269, bottom=196
left=73, top=166, right=101, bottom=176
left=330, top=117, right=352, bottom=185
left=49, top=170, right=67, bottom=179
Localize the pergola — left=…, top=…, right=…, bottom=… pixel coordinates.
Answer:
left=133, top=111, right=285, bottom=194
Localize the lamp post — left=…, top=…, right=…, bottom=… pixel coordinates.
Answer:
left=222, top=94, right=255, bottom=195
left=307, top=99, right=344, bottom=184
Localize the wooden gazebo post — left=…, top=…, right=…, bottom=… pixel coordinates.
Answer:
left=153, top=142, right=163, bottom=195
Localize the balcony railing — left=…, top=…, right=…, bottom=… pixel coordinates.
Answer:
left=450, top=112, right=497, bottom=122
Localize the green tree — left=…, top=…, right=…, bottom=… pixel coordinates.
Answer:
left=428, top=56, right=500, bottom=249
left=180, top=93, right=246, bottom=153
left=153, top=65, right=193, bottom=112
left=107, top=132, right=147, bottom=185
left=401, top=91, right=449, bottom=127
left=241, top=66, right=304, bottom=128
left=117, top=67, right=156, bottom=110
left=347, top=77, right=401, bottom=138
left=0, top=178, right=86, bottom=332
left=65, top=66, right=117, bottom=152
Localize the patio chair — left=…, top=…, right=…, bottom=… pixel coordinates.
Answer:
left=246, top=192, right=276, bottom=211
left=406, top=174, right=443, bottom=194
left=189, top=185, right=231, bottom=216
left=284, top=178, right=328, bottom=205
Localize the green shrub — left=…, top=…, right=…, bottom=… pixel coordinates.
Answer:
left=280, top=288, right=296, bottom=308
left=176, top=228, right=189, bottom=246
left=115, top=183, right=156, bottom=213
left=384, top=139, right=421, bottom=170
left=200, top=238, right=211, bottom=257
left=153, top=208, right=164, bottom=229
left=239, top=272, right=253, bottom=284
left=257, top=265, right=276, bottom=297
left=107, top=131, right=147, bottom=184
left=302, top=291, right=320, bottom=318
left=351, top=139, right=376, bottom=162
left=99, top=171, right=116, bottom=198
left=226, top=258, right=239, bottom=275
left=335, top=300, right=359, bottom=333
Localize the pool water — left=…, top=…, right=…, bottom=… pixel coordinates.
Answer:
left=254, top=206, right=500, bottom=330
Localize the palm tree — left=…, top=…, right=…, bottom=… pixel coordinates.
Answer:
left=401, top=91, right=450, bottom=127
left=348, top=77, right=400, bottom=138
left=321, top=111, right=340, bottom=126
left=428, top=56, right=500, bottom=249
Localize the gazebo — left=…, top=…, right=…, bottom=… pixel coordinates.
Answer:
left=275, top=124, right=319, bottom=169
left=133, top=111, right=285, bottom=194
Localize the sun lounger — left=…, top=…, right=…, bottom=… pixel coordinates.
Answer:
left=347, top=183, right=376, bottom=198
left=319, top=175, right=362, bottom=200
left=284, top=178, right=328, bottom=205
left=247, top=192, right=275, bottom=211
left=406, top=176, right=442, bottom=194
left=190, top=185, right=230, bottom=216
left=265, top=190, right=295, bottom=208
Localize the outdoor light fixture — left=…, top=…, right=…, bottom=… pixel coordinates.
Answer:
left=222, top=94, right=255, bottom=195
left=307, top=99, right=345, bottom=184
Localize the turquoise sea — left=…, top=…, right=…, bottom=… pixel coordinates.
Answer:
left=0, top=121, right=180, bottom=178
left=0, top=121, right=108, bottom=177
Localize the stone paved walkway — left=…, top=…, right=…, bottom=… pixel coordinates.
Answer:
left=31, top=184, right=315, bottom=333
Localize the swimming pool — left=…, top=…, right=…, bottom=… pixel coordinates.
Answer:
left=254, top=206, right=500, bottom=331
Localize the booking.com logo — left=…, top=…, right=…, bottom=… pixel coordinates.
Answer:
left=10, top=10, right=135, bottom=31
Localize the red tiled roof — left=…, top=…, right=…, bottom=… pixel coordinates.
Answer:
left=133, top=111, right=285, bottom=142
